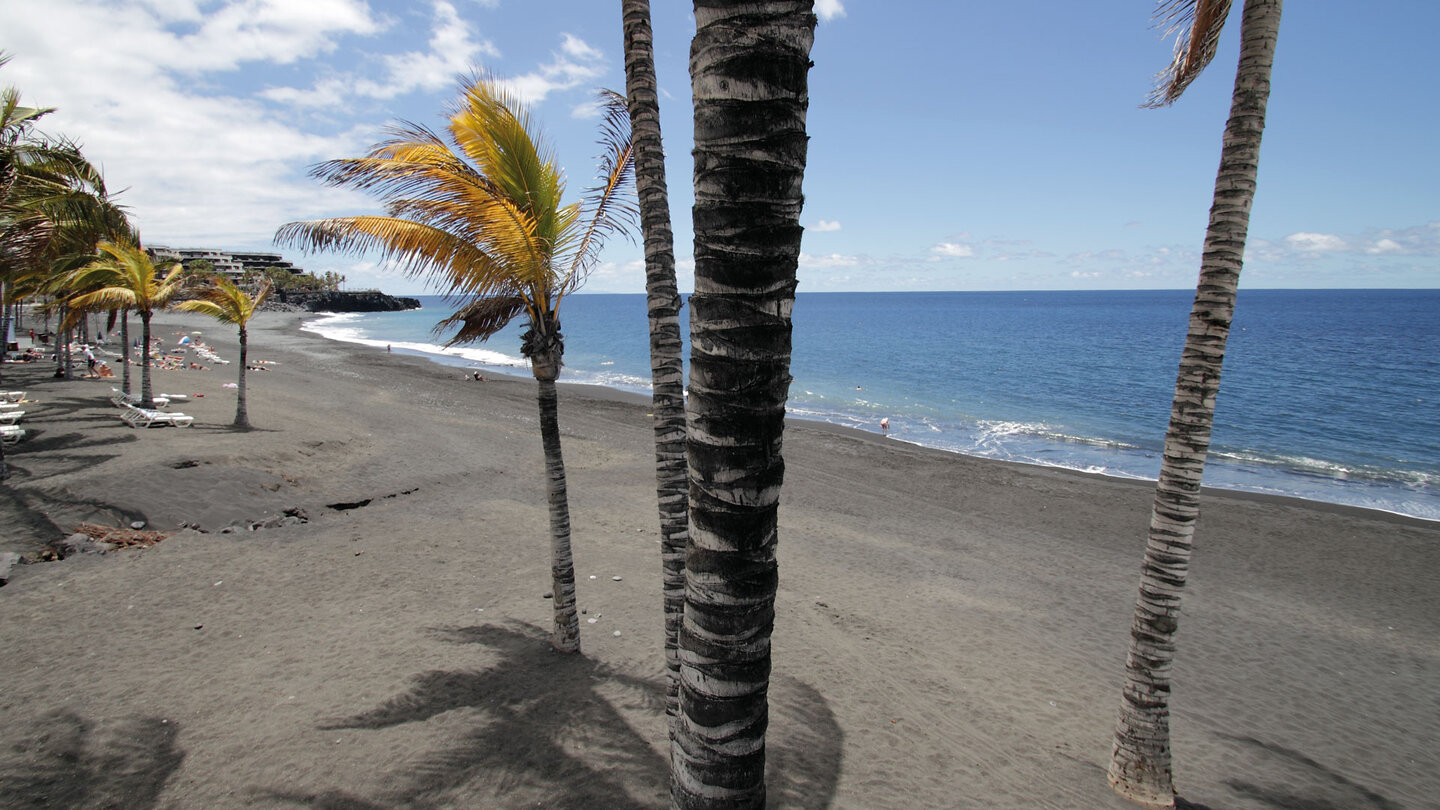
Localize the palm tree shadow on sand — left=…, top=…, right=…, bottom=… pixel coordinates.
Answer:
left=261, top=620, right=842, bottom=809
left=0, top=710, right=184, bottom=808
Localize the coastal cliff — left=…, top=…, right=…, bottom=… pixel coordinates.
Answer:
left=272, top=290, right=421, bottom=313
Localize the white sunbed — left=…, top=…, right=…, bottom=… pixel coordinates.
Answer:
left=1, top=391, right=24, bottom=403
left=0, top=401, right=19, bottom=410
left=0, top=424, right=23, bottom=445
left=0, top=410, right=23, bottom=425
left=120, top=405, right=193, bottom=428
left=110, top=387, right=168, bottom=409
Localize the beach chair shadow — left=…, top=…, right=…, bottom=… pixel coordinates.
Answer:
left=0, top=710, right=185, bottom=808
left=261, top=621, right=842, bottom=809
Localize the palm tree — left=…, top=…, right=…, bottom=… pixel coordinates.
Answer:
left=175, top=277, right=271, bottom=428
left=63, top=241, right=185, bottom=409
left=276, top=77, right=635, bottom=654
left=1109, top=1, right=1283, bottom=806
left=671, top=4, right=815, bottom=809
left=621, top=0, right=688, bottom=729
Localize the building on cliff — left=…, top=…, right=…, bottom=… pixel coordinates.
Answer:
left=145, top=246, right=304, bottom=280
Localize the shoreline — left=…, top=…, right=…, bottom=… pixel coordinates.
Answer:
left=1, top=310, right=1436, bottom=809
left=299, top=308, right=1439, bottom=527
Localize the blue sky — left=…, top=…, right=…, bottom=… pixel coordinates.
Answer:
left=2, top=0, right=1436, bottom=294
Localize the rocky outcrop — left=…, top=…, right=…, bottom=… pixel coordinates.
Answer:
left=276, top=291, right=420, bottom=313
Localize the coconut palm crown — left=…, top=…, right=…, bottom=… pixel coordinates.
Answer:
left=276, top=77, right=635, bottom=652
left=64, top=241, right=186, bottom=408
left=176, top=277, right=271, bottom=429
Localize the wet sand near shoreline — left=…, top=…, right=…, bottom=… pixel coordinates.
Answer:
left=1, top=310, right=1437, bottom=809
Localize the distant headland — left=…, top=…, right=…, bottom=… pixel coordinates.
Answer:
left=143, top=245, right=420, bottom=312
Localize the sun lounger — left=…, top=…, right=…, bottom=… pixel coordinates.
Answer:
left=0, top=425, right=23, bottom=445
left=1, top=391, right=24, bottom=403
left=120, top=405, right=193, bottom=428
left=0, top=401, right=19, bottom=410
left=0, top=410, right=23, bottom=425
left=110, top=387, right=168, bottom=409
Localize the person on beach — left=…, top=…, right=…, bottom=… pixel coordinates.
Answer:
left=85, top=347, right=97, bottom=375
left=881, top=417, right=890, bottom=436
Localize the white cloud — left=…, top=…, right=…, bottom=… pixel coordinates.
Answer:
left=815, top=0, right=846, bottom=22
left=811, top=219, right=842, bottom=232
left=560, top=33, right=603, bottom=61
left=1284, top=232, right=1348, bottom=253
left=1366, top=238, right=1403, bottom=254
left=261, top=1, right=498, bottom=107
left=931, top=242, right=975, bottom=258
left=800, top=252, right=862, bottom=268
left=499, top=34, right=607, bottom=105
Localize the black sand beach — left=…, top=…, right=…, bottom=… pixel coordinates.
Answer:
left=1, top=311, right=1437, bottom=808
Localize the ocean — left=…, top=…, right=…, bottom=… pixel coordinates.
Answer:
left=301, top=289, right=1440, bottom=522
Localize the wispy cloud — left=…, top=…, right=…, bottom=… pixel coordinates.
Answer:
left=800, top=252, right=864, bottom=269
left=261, top=1, right=497, bottom=107
left=1284, top=232, right=1349, bottom=253
left=931, top=242, right=975, bottom=258
left=811, top=219, right=842, bottom=232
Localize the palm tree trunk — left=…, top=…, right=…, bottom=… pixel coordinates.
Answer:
left=622, top=0, right=689, bottom=728
left=532, top=351, right=582, bottom=653
left=61, top=326, right=74, bottom=380
left=1108, top=1, right=1281, bottom=806
left=672, top=3, right=814, bottom=808
left=138, top=310, right=155, bottom=409
left=234, top=325, right=250, bottom=428
left=120, top=312, right=131, bottom=395
left=0, top=280, right=9, bottom=385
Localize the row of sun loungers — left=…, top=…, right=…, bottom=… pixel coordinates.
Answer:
left=1, top=392, right=26, bottom=443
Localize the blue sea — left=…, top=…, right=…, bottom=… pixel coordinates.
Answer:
left=302, top=290, right=1440, bottom=522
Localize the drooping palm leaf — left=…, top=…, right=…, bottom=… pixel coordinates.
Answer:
left=559, top=89, right=637, bottom=299
left=1147, top=0, right=1235, bottom=107
left=434, top=294, right=529, bottom=345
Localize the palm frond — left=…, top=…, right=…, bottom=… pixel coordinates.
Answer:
left=276, top=216, right=520, bottom=299
left=434, top=294, right=528, bottom=345
left=450, top=77, right=566, bottom=238
left=558, top=89, right=637, bottom=297
left=1147, top=0, right=1235, bottom=107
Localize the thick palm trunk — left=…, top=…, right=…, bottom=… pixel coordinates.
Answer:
left=138, top=310, right=155, bottom=409
left=234, top=326, right=251, bottom=428
left=0, top=281, right=9, bottom=385
left=532, top=350, right=581, bottom=653
left=622, top=0, right=689, bottom=727
left=1109, top=1, right=1281, bottom=805
left=61, top=326, right=74, bottom=380
left=120, top=312, right=131, bottom=395
left=672, top=3, right=814, bottom=808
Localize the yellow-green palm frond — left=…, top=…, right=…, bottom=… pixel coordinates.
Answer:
left=556, top=89, right=636, bottom=298
left=310, top=124, right=485, bottom=202
left=175, top=277, right=270, bottom=326
left=62, top=240, right=182, bottom=316
left=450, top=78, right=566, bottom=239
left=276, top=215, right=522, bottom=300
left=434, top=293, right=528, bottom=345
left=279, top=74, right=635, bottom=349
left=1147, top=0, right=1235, bottom=107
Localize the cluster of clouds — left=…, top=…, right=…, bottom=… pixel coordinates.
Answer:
left=775, top=220, right=1440, bottom=292
left=0, top=0, right=616, bottom=292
